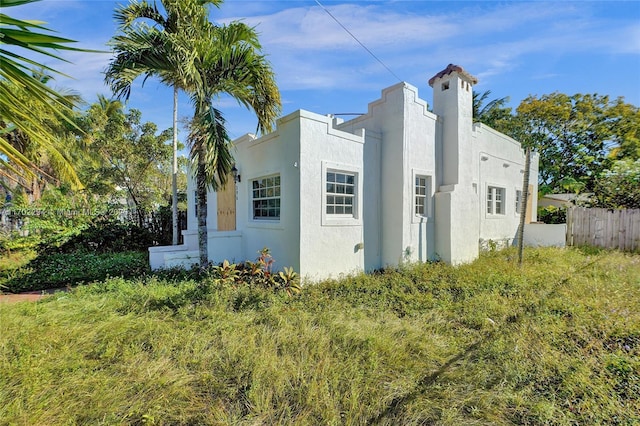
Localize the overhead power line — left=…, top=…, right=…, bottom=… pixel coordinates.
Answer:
left=313, top=0, right=402, bottom=82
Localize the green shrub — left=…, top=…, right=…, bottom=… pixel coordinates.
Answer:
left=42, top=216, right=155, bottom=254
left=537, top=205, right=567, bottom=224
left=3, top=251, right=149, bottom=293
left=197, top=248, right=301, bottom=296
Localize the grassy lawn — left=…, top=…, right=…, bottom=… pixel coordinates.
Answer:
left=1, top=247, right=638, bottom=425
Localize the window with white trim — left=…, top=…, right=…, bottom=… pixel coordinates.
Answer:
left=487, top=186, right=506, bottom=215
left=326, top=171, right=356, bottom=216
left=252, top=175, right=280, bottom=220
left=515, top=189, right=523, bottom=214
left=415, top=175, right=431, bottom=217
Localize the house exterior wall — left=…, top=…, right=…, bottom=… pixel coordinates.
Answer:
left=233, top=114, right=301, bottom=271
left=151, top=64, right=540, bottom=279
left=474, top=124, right=539, bottom=247
left=297, top=112, right=366, bottom=279
left=336, top=83, right=438, bottom=268
left=431, top=68, right=480, bottom=264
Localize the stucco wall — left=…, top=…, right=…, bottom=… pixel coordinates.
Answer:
left=233, top=114, right=301, bottom=271
left=474, top=124, right=539, bottom=244
left=402, top=84, right=438, bottom=263
left=431, top=71, right=480, bottom=264
left=297, top=111, right=366, bottom=279
left=156, top=67, right=540, bottom=277
left=524, top=223, right=566, bottom=247
left=337, top=83, right=439, bottom=268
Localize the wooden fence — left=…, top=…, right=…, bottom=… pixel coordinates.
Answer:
left=566, top=207, right=640, bottom=252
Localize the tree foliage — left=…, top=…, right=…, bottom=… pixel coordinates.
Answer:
left=1, top=73, right=82, bottom=198
left=513, top=93, right=637, bottom=193
left=0, top=0, right=90, bottom=182
left=590, top=159, right=640, bottom=209
left=607, top=100, right=640, bottom=161
left=106, top=0, right=281, bottom=268
left=472, top=90, right=512, bottom=132
left=78, top=96, right=176, bottom=224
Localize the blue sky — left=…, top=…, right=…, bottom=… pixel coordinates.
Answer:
left=11, top=0, right=640, bottom=143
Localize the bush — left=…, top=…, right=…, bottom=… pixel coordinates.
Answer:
left=3, top=251, right=149, bottom=293
left=42, top=216, right=156, bottom=254
left=591, top=159, right=640, bottom=209
left=537, top=205, right=567, bottom=224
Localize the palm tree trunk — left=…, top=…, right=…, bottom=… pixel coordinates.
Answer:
left=196, top=144, right=208, bottom=269
left=172, top=85, right=179, bottom=245
left=518, top=147, right=532, bottom=266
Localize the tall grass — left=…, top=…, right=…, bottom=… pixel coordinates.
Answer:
left=0, top=247, right=638, bottom=425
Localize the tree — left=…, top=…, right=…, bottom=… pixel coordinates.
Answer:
left=1, top=72, right=83, bottom=200
left=106, top=0, right=281, bottom=267
left=472, top=90, right=513, bottom=131
left=514, top=93, right=631, bottom=193
left=0, top=0, right=87, bottom=184
left=591, top=159, right=640, bottom=209
left=105, top=0, right=223, bottom=246
left=186, top=13, right=281, bottom=268
left=79, top=96, right=174, bottom=225
left=607, top=99, right=640, bottom=161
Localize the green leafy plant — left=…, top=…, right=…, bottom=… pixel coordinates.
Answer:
left=278, top=266, right=301, bottom=296
left=47, top=216, right=156, bottom=254
left=208, top=259, right=240, bottom=286
left=537, top=205, right=567, bottom=224
left=2, top=250, right=148, bottom=293
left=200, top=248, right=299, bottom=295
left=591, top=159, right=640, bottom=209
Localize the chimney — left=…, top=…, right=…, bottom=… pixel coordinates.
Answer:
left=429, top=64, right=478, bottom=186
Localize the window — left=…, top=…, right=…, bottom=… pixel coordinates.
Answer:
left=515, top=190, right=523, bottom=214
left=415, top=175, right=431, bottom=216
left=487, top=186, right=506, bottom=215
left=252, top=175, right=280, bottom=219
left=326, top=171, right=355, bottom=216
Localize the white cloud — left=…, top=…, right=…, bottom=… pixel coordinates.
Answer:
left=225, top=1, right=639, bottom=95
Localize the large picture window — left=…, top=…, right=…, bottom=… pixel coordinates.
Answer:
left=326, top=171, right=356, bottom=216
left=252, top=175, right=280, bottom=219
left=487, top=186, right=506, bottom=215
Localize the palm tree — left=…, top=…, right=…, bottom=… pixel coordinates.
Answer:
left=105, top=0, right=281, bottom=267
left=186, top=12, right=281, bottom=268
left=2, top=72, right=83, bottom=199
left=1, top=0, right=86, bottom=188
left=105, top=0, right=222, bottom=246
left=473, top=90, right=511, bottom=123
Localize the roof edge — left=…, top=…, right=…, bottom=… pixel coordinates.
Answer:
left=428, top=64, right=478, bottom=87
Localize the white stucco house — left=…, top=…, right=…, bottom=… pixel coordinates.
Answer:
left=150, top=64, right=539, bottom=279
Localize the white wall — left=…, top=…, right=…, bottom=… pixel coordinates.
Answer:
left=402, top=85, right=438, bottom=263
left=297, top=111, right=366, bottom=279
left=337, top=83, right=439, bottom=268
left=524, top=223, right=566, bottom=247
left=475, top=124, right=539, bottom=245
left=233, top=114, right=301, bottom=271
left=431, top=70, right=480, bottom=264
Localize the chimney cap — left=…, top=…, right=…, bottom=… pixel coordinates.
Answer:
left=428, top=64, right=478, bottom=87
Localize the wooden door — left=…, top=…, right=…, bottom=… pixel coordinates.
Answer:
left=217, top=177, right=236, bottom=231
left=526, top=184, right=534, bottom=224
